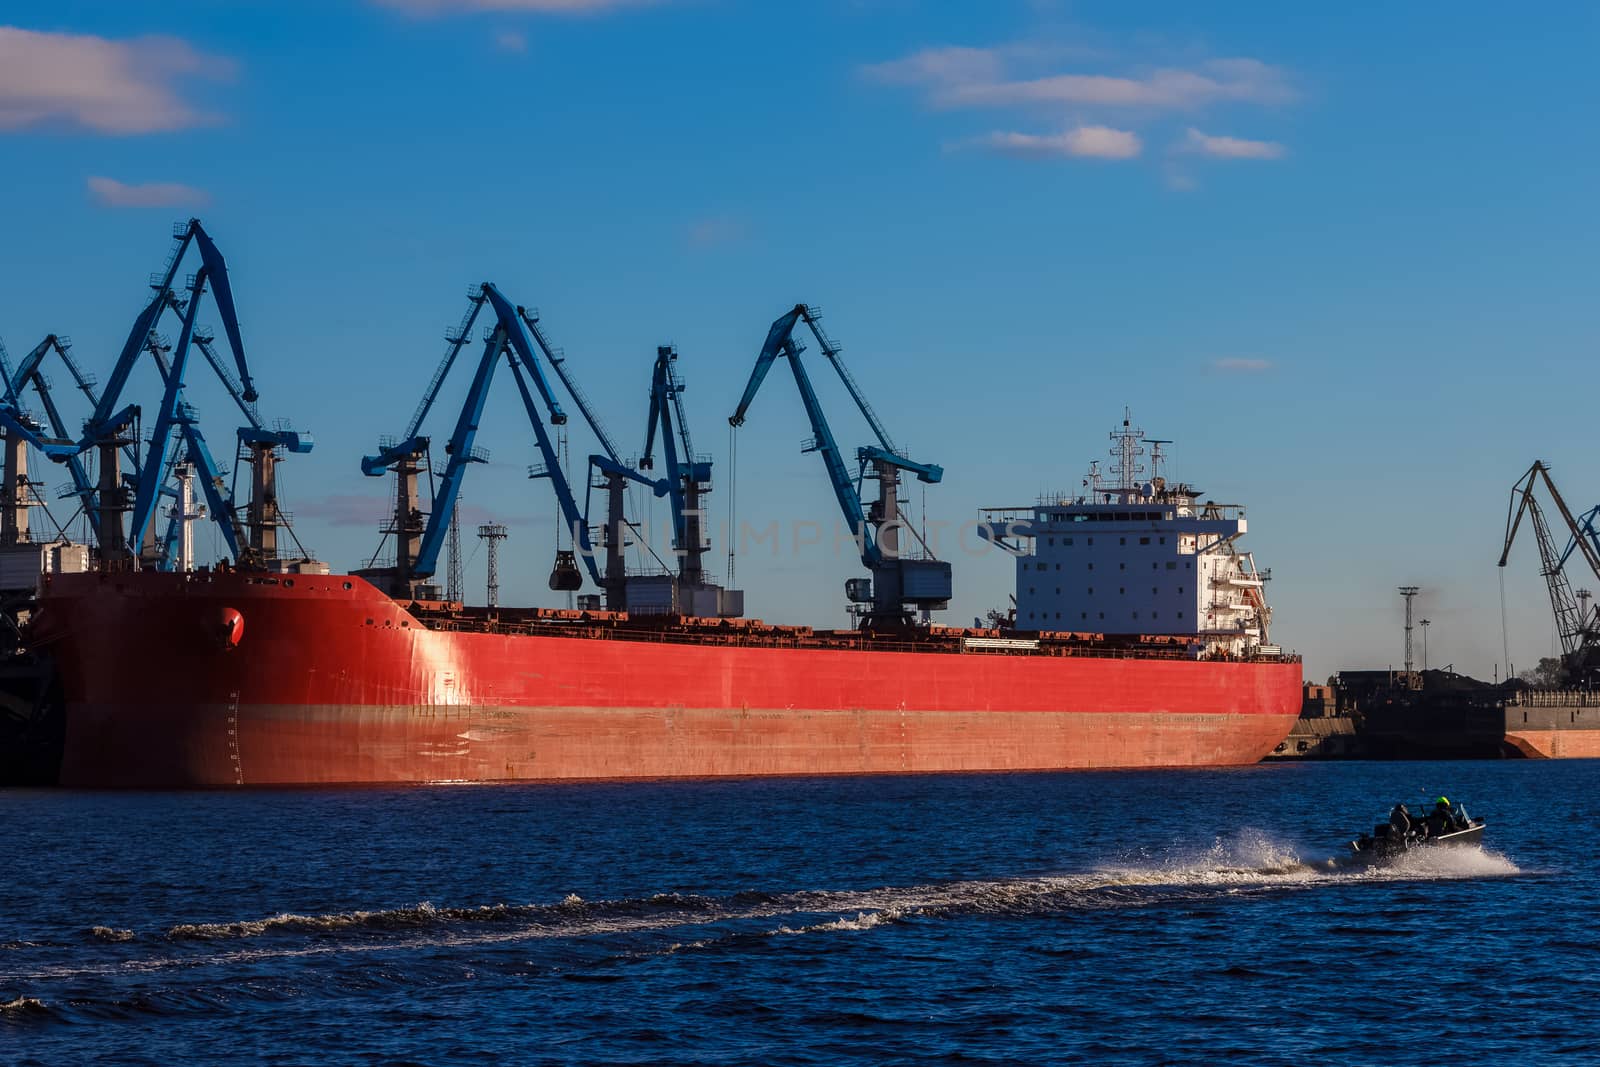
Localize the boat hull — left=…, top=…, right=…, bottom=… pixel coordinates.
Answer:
left=33, top=571, right=1302, bottom=787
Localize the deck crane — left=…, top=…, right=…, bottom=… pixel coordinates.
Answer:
left=0, top=335, right=92, bottom=547
left=112, top=328, right=248, bottom=569
left=360, top=283, right=615, bottom=601
left=5, top=328, right=228, bottom=570
left=729, top=304, right=950, bottom=628
left=1499, top=461, right=1600, bottom=685
left=77, top=219, right=308, bottom=570
left=643, top=345, right=711, bottom=590
left=511, top=306, right=671, bottom=611
left=191, top=330, right=313, bottom=563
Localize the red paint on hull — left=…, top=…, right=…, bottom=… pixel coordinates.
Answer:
left=33, top=571, right=1302, bottom=787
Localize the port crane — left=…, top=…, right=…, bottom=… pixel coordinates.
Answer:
left=361, top=283, right=644, bottom=601
left=0, top=334, right=96, bottom=547
left=1499, top=460, right=1600, bottom=684
left=643, top=345, right=712, bottom=592
left=511, top=305, right=671, bottom=610
left=75, top=220, right=311, bottom=570
left=729, top=304, right=950, bottom=628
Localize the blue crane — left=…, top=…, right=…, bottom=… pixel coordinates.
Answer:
left=131, top=330, right=250, bottom=568
left=513, top=306, right=670, bottom=609
left=729, top=304, right=950, bottom=627
left=1560, top=505, right=1600, bottom=573
left=77, top=219, right=308, bottom=570
left=642, top=344, right=713, bottom=590
left=361, top=283, right=615, bottom=600
left=0, top=334, right=82, bottom=547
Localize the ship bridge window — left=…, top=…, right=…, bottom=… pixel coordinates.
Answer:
left=1167, top=562, right=1177, bottom=570
left=1064, top=537, right=1074, bottom=546
left=1139, top=536, right=1150, bottom=545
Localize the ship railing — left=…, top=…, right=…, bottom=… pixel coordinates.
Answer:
left=413, top=613, right=1299, bottom=663
left=1508, top=689, right=1600, bottom=708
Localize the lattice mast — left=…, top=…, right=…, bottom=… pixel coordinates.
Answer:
left=478, top=522, right=508, bottom=608
left=1399, top=586, right=1420, bottom=674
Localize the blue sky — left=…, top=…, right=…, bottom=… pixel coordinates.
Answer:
left=1, top=1, right=1597, bottom=680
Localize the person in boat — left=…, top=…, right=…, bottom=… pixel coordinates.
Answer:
left=1388, top=801, right=1413, bottom=839
left=1425, top=797, right=1455, bottom=837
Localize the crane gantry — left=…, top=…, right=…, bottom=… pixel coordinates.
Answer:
left=729, top=303, right=950, bottom=628
left=1500, top=460, right=1600, bottom=685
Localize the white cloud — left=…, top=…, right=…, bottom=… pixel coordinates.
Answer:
left=868, top=50, right=1293, bottom=114
left=494, top=28, right=529, bottom=52
left=87, top=176, right=211, bottom=208
left=970, top=125, right=1141, bottom=160
left=0, top=27, right=233, bottom=135
left=1181, top=127, right=1285, bottom=159
left=861, top=46, right=1008, bottom=88
left=1211, top=357, right=1274, bottom=373
left=939, top=60, right=1293, bottom=112
left=374, top=0, right=655, bottom=13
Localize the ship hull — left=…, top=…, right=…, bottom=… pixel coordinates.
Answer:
left=34, top=572, right=1302, bottom=787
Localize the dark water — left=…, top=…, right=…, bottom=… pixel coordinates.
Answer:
left=3, top=760, right=1594, bottom=1065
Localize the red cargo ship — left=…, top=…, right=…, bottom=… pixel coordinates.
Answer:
left=34, top=569, right=1299, bottom=787
left=30, top=396, right=1301, bottom=787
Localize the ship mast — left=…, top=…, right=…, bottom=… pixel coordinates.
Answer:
left=1105, top=408, right=1147, bottom=501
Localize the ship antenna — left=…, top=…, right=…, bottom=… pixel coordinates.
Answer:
left=1147, top=439, right=1172, bottom=484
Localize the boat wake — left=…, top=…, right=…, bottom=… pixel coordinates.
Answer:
left=0, top=829, right=1525, bottom=1013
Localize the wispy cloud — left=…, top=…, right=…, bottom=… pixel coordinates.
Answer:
left=686, top=215, right=746, bottom=248
left=493, top=28, right=529, bottom=52
left=868, top=50, right=1292, bottom=113
left=0, top=27, right=233, bottom=135
left=87, top=176, right=211, bottom=208
left=862, top=45, right=1009, bottom=88
left=864, top=40, right=1294, bottom=174
left=966, top=125, right=1141, bottom=160
left=1181, top=126, right=1285, bottom=160
left=1210, top=357, right=1274, bottom=374
left=373, top=0, right=657, bottom=14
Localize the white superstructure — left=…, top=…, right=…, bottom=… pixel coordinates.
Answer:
left=980, top=412, right=1273, bottom=656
